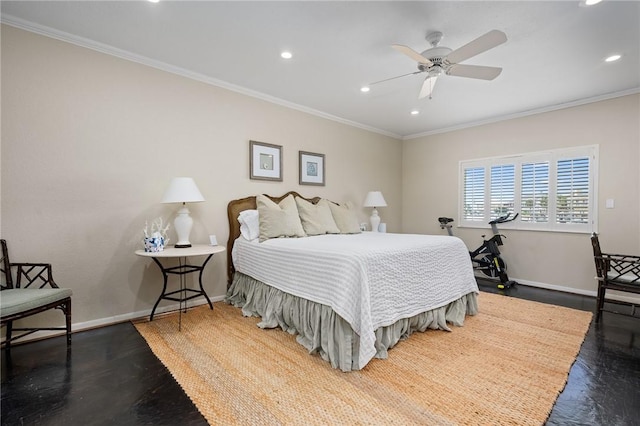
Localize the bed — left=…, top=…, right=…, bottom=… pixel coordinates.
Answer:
left=225, top=191, right=479, bottom=371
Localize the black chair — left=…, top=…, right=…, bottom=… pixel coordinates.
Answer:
left=590, top=233, right=640, bottom=322
left=1, top=239, right=72, bottom=350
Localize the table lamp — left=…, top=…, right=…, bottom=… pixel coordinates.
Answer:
left=363, top=191, right=387, bottom=232
left=161, top=177, right=205, bottom=248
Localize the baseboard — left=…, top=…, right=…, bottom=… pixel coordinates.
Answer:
left=507, top=277, right=596, bottom=296
left=2, top=294, right=226, bottom=346
left=5, top=280, right=640, bottom=347
left=509, top=277, right=640, bottom=305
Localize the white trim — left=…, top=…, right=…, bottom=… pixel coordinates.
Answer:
left=5, top=283, right=640, bottom=345
left=0, top=14, right=401, bottom=140
left=1, top=294, right=226, bottom=345
left=4, top=14, right=638, bottom=142
left=511, top=277, right=640, bottom=305
left=403, top=87, right=640, bottom=140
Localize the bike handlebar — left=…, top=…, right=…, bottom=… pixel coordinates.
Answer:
left=489, top=212, right=519, bottom=224
left=438, top=213, right=519, bottom=227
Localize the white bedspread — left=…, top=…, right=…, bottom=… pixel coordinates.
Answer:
left=232, top=232, right=478, bottom=369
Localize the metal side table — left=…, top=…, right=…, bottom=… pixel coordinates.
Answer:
left=135, top=244, right=225, bottom=328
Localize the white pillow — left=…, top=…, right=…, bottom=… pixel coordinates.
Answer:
left=295, top=197, right=341, bottom=235
left=326, top=200, right=362, bottom=234
left=257, top=194, right=306, bottom=242
left=238, top=209, right=259, bottom=241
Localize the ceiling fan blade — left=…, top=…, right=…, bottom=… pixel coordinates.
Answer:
left=368, top=70, right=423, bottom=86
left=447, top=64, right=503, bottom=80
left=418, top=76, right=438, bottom=99
left=446, top=30, right=507, bottom=64
left=392, top=44, right=434, bottom=66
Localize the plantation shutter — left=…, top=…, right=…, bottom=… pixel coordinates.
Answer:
left=463, top=167, right=485, bottom=221
left=490, top=164, right=515, bottom=219
left=556, top=157, right=590, bottom=224
left=521, top=162, right=549, bottom=223
left=459, top=145, right=596, bottom=232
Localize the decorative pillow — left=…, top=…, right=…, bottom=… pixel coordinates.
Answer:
left=326, top=200, right=362, bottom=234
left=257, top=194, right=306, bottom=242
left=237, top=209, right=259, bottom=241
left=295, top=197, right=341, bottom=236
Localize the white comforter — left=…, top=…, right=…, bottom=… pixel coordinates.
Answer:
left=232, top=232, right=478, bottom=369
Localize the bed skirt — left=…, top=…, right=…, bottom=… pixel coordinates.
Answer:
left=225, top=272, right=479, bottom=371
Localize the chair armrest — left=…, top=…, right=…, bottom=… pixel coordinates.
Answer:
left=11, top=262, right=59, bottom=289
left=598, top=253, right=640, bottom=284
left=603, top=253, right=640, bottom=261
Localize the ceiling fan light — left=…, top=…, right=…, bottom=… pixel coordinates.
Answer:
left=429, top=66, right=445, bottom=77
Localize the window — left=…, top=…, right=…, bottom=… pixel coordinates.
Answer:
left=459, top=145, right=598, bottom=233
left=556, top=157, right=590, bottom=224
left=463, top=167, right=484, bottom=221
left=521, top=162, right=549, bottom=223
left=490, top=164, right=515, bottom=218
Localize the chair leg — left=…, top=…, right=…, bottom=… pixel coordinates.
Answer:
left=595, top=284, right=606, bottom=322
left=5, top=321, right=13, bottom=351
left=64, top=299, right=72, bottom=346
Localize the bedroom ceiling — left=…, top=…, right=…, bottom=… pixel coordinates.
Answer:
left=1, top=1, right=639, bottom=139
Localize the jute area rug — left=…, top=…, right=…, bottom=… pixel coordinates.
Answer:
left=134, top=292, right=592, bottom=426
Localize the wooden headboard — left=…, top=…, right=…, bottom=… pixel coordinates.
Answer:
left=226, top=191, right=321, bottom=286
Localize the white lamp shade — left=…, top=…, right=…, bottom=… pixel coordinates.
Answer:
left=161, top=177, right=205, bottom=204
left=363, top=191, right=387, bottom=208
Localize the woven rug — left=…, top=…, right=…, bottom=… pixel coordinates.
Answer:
left=134, top=292, right=592, bottom=425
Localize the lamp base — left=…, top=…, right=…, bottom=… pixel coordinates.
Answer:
left=173, top=205, right=194, bottom=248
left=370, top=207, right=381, bottom=233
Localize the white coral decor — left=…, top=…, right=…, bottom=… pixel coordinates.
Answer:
left=143, top=217, right=170, bottom=252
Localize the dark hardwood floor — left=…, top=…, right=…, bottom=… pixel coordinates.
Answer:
left=2, top=280, right=639, bottom=425
left=1, top=322, right=206, bottom=425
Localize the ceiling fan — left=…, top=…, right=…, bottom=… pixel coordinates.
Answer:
left=371, top=30, right=507, bottom=99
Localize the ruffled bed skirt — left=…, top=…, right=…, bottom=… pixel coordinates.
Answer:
left=225, top=272, right=479, bottom=371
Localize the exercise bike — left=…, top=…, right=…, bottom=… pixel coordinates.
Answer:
left=438, top=213, right=519, bottom=289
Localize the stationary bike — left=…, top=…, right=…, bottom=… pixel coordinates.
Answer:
left=438, top=213, right=519, bottom=289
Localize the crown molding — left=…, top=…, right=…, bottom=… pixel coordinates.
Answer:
left=4, top=15, right=636, bottom=142
left=402, top=87, right=640, bottom=140
left=1, top=15, right=402, bottom=140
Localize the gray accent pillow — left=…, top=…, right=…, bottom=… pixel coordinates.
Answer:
left=326, top=200, right=362, bottom=234
left=296, top=197, right=341, bottom=235
left=257, top=194, right=306, bottom=242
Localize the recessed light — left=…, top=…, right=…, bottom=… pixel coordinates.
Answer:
left=360, top=86, right=370, bottom=93
left=605, top=54, right=621, bottom=62
left=410, top=110, right=420, bottom=115
left=148, top=0, right=159, bottom=3
left=584, top=0, right=602, bottom=5
left=280, top=51, right=293, bottom=59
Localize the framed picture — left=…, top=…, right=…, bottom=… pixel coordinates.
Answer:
left=250, top=140, right=282, bottom=181
left=299, top=151, right=325, bottom=186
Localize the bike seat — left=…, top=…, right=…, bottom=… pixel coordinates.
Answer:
left=438, top=217, right=454, bottom=225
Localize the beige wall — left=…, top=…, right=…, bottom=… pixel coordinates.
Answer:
left=1, top=26, right=402, bottom=328
left=402, top=94, right=640, bottom=296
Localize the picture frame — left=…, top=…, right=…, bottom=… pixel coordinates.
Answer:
left=299, top=151, right=325, bottom=186
left=250, top=140, right=282, bottom=181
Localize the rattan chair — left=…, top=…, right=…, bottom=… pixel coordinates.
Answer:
left=590, top=233, right=640, bottom=322
left=1, top=239, right=72, bottom=350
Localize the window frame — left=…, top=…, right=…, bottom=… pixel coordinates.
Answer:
left=458, top=145, right=599, bottom=234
